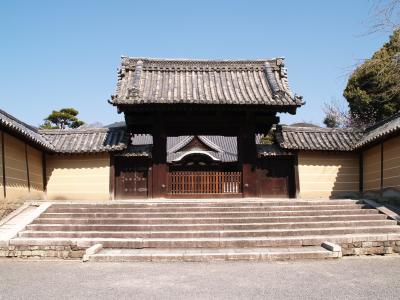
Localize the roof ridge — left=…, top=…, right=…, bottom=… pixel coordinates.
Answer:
left=355, top=112, right=400, bottom=149
left=121, top=56, right=285, bottom=63
left=365, top=111, right=400, bottom=132
left=0, top=109, right=54, bottom=151
left=167, top=136, right=193, bottom=153
left=39, top=126, right=126, bottom=135
left=0, top=109, right=39, bottom=133
left=112, top=56, right=303, bottom=108
left=280, top=125, right=362, bottom=133
left=198, top=136, right=224, bottom=153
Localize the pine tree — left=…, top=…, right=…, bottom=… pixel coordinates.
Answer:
left=40, top=108, right=85, bottom=129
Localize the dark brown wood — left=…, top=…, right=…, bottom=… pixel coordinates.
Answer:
left=256, top=157, right=292, bottom=198
left=1, top=131, right=6, bottom=199
left=168, top=171, right=242, bottom=195
left=147, top=164, right=153, bottom=198
left=121, top=103, right=282, bottom=199
left=166, top=193, right=243, bottom=199
left=24, top=143, right=31, bottom=192
left=109, top=155, right=115, bottom=200
left=293, top=153, right=300, bottom=198
left=151, top=114, right=168, bottom=198
left=115, top=158, right=149, bottom=199
left=152, top=163, right=168, bottom=198
left=238, top=113, right=259, bottom=197
left=125, top=109, right=279, bottom=135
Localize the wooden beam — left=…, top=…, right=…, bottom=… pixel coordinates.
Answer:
left=292, top=153, right=300, bottom=199
left=239, top=113, right=257, bottom=197
left=125, top=110, right=279, bottom=135
left=1, top=132, right=6, bottom=199
left=151, top=114, right=168, bottom=198
left=119, top=103, right=299, bottom=115
left=147, top=160, right=153, bottom=198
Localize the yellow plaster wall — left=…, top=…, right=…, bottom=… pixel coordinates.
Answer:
left=27, top=145, right=44, bottom=199
left=382, top=136, right=400, bottom=190
left=0, top=132, right=45, bottom=219
left=363, top=144, right=381, bottom=192
left=298, top=151, right=359, bottom=199
left=3, top=133, right=30, bottom=200
left=46, top=153, right=110, bottom=200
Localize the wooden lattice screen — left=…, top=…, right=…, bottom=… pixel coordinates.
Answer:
left=168, top=171, right=242, bottom=194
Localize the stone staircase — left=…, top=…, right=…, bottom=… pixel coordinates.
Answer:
left=9, top=199, right=400, bottom=261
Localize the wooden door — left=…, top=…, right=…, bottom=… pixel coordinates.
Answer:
left=256, top=157, right=292, bottom=198
left=115, top=158, right=148, bottom=199
left=168, top=171, right=242, bottom=195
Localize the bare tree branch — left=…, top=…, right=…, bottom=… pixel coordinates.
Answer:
left=367, top=0, right=400, bottom=34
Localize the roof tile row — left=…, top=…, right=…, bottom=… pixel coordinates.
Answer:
left=276, top=126, right=364, bottom=151
left=1, top=109, right=400, bottom=154
left=110, top=57, right=303, bottom=107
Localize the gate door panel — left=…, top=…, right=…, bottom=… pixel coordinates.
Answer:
left=256, top=158, right=291, bottom=198
left=168, top=171, right=242, bottom=195
left=115, top=158, right=148, bottom=199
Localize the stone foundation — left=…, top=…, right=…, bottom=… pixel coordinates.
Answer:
left=1, top=242, right=400, bottom=260
left=340, top=241, right=400, bottom=256
left=0, top=245, right=85, bottom=259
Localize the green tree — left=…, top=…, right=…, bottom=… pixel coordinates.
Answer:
left=343, top=28, right=400, bottom=126
left=40, top=108, right=85, bottom=129
left=323, top=114, right=339, bottom=128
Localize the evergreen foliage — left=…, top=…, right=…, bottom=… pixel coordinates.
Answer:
left=344, top=28, right=400, bottom=126
left=40, top=108, right=85, bottom=129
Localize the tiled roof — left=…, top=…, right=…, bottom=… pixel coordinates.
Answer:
left=114, top=144, right=151, bottom=157
left=275, top=125, right=363, bottom=151
left=0, top=109, right=54, bottom=151
left=39, top=127, right=128, bottom=153
left=257, top=144, right=293, bottom=156
left=128, top=135, right=238, bottom=162
left=110, top=57, right=303, bottom=109
left=355, top=112, right=400, bottom=148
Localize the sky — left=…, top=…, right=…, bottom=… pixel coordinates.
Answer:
left=0, top=0, right=393, bottom=127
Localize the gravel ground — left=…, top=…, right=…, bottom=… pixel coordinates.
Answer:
left=0, top=256, right=400, bottom=299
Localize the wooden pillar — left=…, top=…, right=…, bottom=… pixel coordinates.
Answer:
left=238, top=116, right=257, bottom=198
left=292, top=153, right=300, bottom=198
left=152, top=117, right=168, bottom=198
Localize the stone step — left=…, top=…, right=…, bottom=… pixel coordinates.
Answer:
left=86, top=246, right=340, bottom=262
left=45, top=204, right=366, bottom=213
left=39, top=209, right=379, bottom=219
left=18, top=226, right=400, bottom=239
left=9, top=232, right=400, bottom=248
left=49, top=200, right=360, bottom=209
left=31, top=214, right=388, bottom=225
left=25, top=219, right=396, bottom=232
